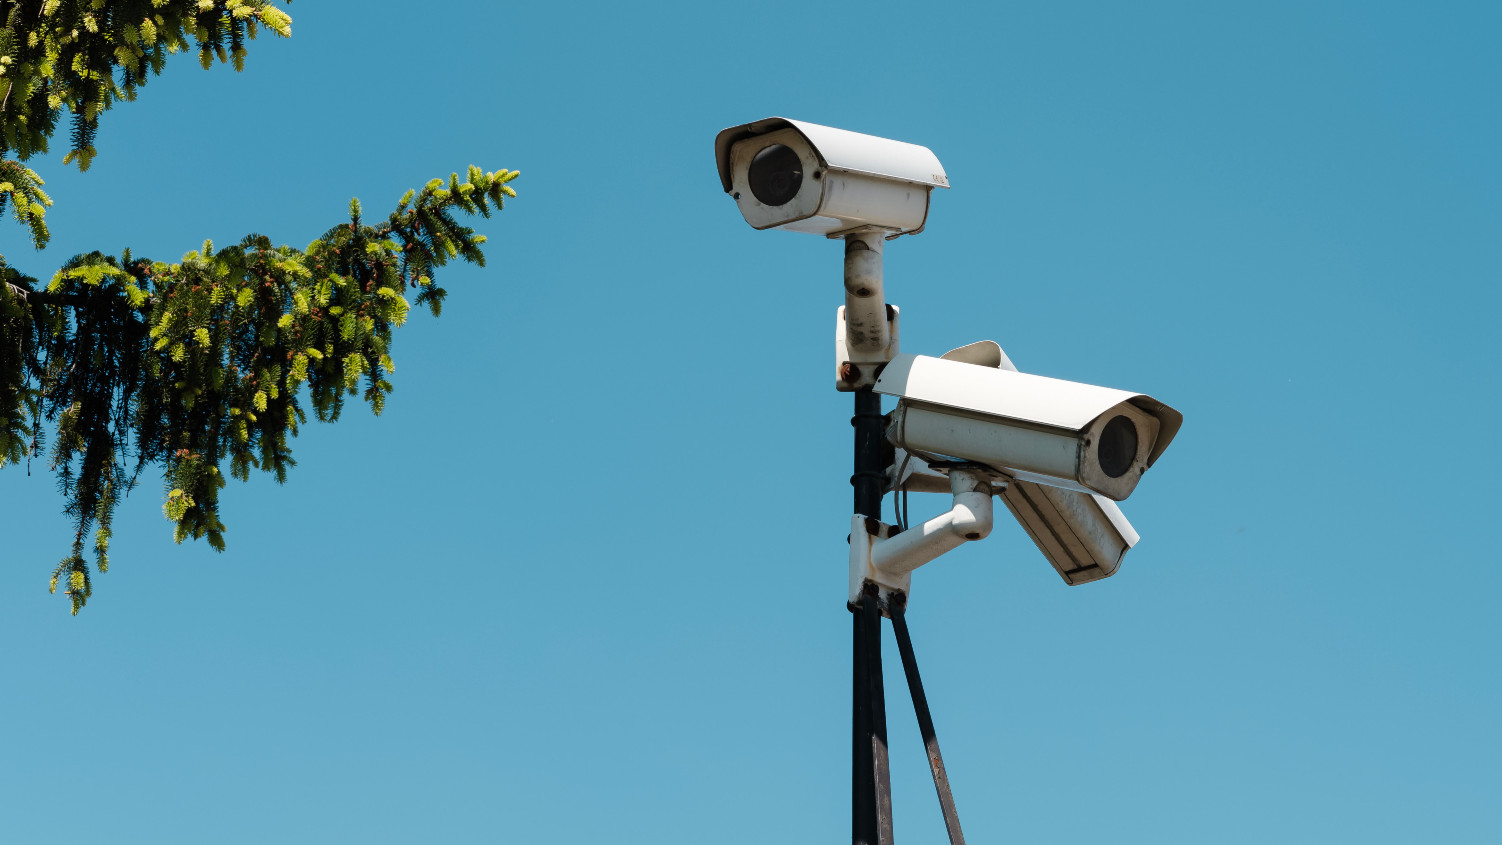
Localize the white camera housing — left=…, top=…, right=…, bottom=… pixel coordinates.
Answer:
left=714, top=117, right=949, bottom=238
left=893, top=448, right=1139, bottom=587
left=875, top=353, right=1182, bottom=502
left=1002, top=478, right=1139, bottom=585
left=886, top=342, right=1149, bottom=586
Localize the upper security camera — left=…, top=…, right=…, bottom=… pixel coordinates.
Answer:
left=874, top=354, right=1182, bottom=501
left=714, top=117, right=949, bottom=237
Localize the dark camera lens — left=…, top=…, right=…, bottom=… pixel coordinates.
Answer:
left=1097, top=415, right=1138, bottom=478
left=748, top=144, right=803, bottom=207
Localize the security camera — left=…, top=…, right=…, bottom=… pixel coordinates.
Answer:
left=715, top=117, right=950, bottom=389
left=714, top=117, right=949, bottom=238
left=892, top=447, right=1138, bottom=586
left=1003, top=479, right=1138, bottom=585
left=874, top=353, right=1182, bottom=502
left=873, top=342, right=1170, bottom=593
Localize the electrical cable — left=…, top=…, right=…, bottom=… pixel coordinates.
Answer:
left=894, top=447, right=912, bottom=531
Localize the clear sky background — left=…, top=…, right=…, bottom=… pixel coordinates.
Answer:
left=3, top=1, right=1499, bottom=842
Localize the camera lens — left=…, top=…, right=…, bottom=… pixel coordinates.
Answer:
left=1097, top=415, right=1138, bottom=478
left=748, top=144, right=803, bottom=207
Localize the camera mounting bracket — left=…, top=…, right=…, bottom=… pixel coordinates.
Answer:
left=849, top=467, right=1005, bottom=610
left=836, top=230, right=897, bottom=391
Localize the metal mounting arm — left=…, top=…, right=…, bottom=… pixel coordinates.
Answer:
left=843, top=231, right=889, bottom=357
left=836, top=231, right=900, bottom=391
left=849, top=468, right=999, bottom=608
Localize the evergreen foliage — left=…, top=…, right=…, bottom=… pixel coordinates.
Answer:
left=0, top=2, right=520, bottom=612
left=0, top=0, right=292, bottom=172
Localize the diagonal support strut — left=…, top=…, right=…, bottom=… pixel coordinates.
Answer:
left=890, top=595, right=967, bottom=845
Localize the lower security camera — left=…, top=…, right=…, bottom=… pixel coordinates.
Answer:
left=892, top=448, right=1139, bottom=586
left=714, top=117, right=949, bottom=237
left=875, top=354, right=1182, bottom=501
left=1000, top=480, right=1137, bottom=585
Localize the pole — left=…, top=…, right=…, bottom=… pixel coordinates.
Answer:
left=853, top=591, right=875, bottom=844
left=852, top=388, right=887, bottom=520
left=863, top=592, right=894, bottom=844
left=852, top=386, right=893, bottom=844
left=847, top=229, right=894, bottom=844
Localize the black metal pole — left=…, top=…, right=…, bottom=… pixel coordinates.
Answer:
left=853, top=591, right=875, bottom=844
left=852, top=389, right=887, bottom=519
left=890, top=598, right=967, bottom=845
left=864, top=594, right=894, bottom=844
left=852, top=388, right=893, bottom=845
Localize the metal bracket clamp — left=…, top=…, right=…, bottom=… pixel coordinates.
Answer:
left=836, top=230, right=898, bottom=392
left=849, top=515, right=908, bottom=613
left=836, top=304, right=900, bottom=391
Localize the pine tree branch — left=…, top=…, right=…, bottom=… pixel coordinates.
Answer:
left=4, top=279, right=152, bottom=309
left=0, top=2, right=295, bottom=170
left=4, top=165, right=517, bottom=614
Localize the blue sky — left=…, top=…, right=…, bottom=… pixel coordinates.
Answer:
left=3, top=1, right=1499, bottom=842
